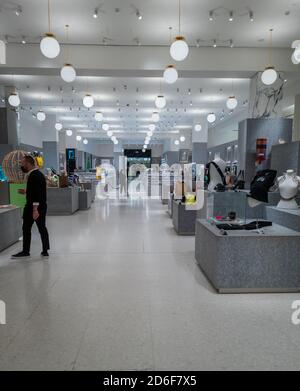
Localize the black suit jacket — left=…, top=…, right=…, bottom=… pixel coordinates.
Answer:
left=25, top=169, right=47, bottom=211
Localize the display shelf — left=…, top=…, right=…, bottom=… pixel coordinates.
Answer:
left=195, top=219, right=300, bottom=293
left=0, top=182, right=10, bottom=205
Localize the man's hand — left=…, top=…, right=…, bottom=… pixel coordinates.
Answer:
left=18, top=189, right=26, bottom=195
left=32, top=207, right=39, bottom=221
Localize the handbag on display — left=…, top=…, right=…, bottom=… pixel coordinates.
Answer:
left=248, top=169, right=277, bottom=203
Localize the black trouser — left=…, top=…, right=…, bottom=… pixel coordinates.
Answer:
left=23, top=205, right=50, bottom=254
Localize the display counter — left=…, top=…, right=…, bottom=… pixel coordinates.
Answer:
left=0, top=182, right=10, bottom=205
left=0, top=206, right=22, bottom=251
left=47, top=187, right=79, bottom=215
left=172, top=200, right=197, bottom=235
left=266, top=206, right=300, bottom=232
left=79, top=190, right=92, bottom=210
left=195, top=219, right=300, bottom=293
left=81, top=181, right=97, bottom=202
left=168, top=193, right=174, bottom=218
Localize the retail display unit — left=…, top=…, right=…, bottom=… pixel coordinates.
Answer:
left=47, top=187, right=79, bottom=215
left=172, top=199, right=198, bottom=235
left=0, top=206, right=22, bottom=251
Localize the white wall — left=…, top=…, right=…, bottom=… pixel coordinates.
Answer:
left=19, top=113, right=43, bottom=148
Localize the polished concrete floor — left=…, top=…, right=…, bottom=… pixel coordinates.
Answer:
left=0, top=197, right=300, bottom=371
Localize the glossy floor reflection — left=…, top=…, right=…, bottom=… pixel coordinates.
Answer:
left=0, top=198, right=300, bottom=370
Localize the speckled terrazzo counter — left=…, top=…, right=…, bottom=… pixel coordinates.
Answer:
left=266, top=206, right=300, bottom=232
left=0, top=207, right=22, bottom=251
left=173, top=200, right=197, bottom=235
left=195, top=219, right=300, bottom=293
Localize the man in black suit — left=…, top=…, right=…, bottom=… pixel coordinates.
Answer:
left=12, top=155, right=50, bottom=259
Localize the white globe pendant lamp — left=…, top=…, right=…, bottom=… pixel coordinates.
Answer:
left=163, top=65, right=178, bottom=84
left=147, top=131, right=153, bottom=137
left=83, top=138, right=88, bottom=145
left=95, top=112, right=103, bottom=122
left=291, top=40, right=300, bottom=64
left=107, top=131, right=113, bottom=137
left=76, top=135, right=82, bottom=141
left=37, top=111, right=46, bottom=122
left=102, top=123, right=109, bottom=131
left=294, top=48, right=300, bottom=63
left=261, top=29, right=278, bottom=86
left=66, top=129, right=73, bottom=136
left=55, top=122, right=63, bottom=131
left=114, top=139, right=119, bottom=145
left=180, top=135, right=185, bottom=142
left=148, top=124, right=156, bottom=132
left=40, top=0, right=60, bottom=59
left=40, top=33, right=60, bottom=59
left=174, top=140, right=180, bottom=145
left=152, top=112, right=160, bottom=122
left=170, top=36, right=189, bottom=62
left=194, top=124, right=202, bottom=132
left=8, top=93, right=20, bottom=107
left=261, top=67, right=278, bottom=86
left=207, top=113, right=216, bottom=123
left=155, top=95, right=166, bottom=109
left=83, top=94, right=94, bottom=108
left=142, top=149, right=146, bottom=153
left=226, top=96, right=238, bottom=110
left=60, top=64, right=76, bottom=83
left=291, top=52, right=300, bottom=65
left=143, top=145, right=147, bottom=149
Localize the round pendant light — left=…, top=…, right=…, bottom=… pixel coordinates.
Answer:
left=83, top=138, right=88, bottom=145
left=292, top=52, right=300, bottom=65
left=152, top=112, right=160, bottom=122
left=261, top=29, right=278, bottom=86
left=174, top=140, right=180, bottom=145
left=95, top=112, right=103, bottom=122
left=8, top=93, right=20, bottom=107
left=143, top=145, right=147, bottom=149
left=170, top=36, right=189, bottom=62
left=207, top=113, right=216, bottom=123
left=76, top=135, right=82, bottom=141
left=145, top=139, right=150, bottom=145
left=40, top=33, right=60, bottom=59
left=147, top=131, right=153, bottom=137
left=155, top=95, right=166, bottom=109
left=60, top=64, right=76, bottom=83
left=66, top=129, right=73, bottom=136
left=83, top=94, right=94, bottom=108
left=114, top=139, right=119, bottom=145
left=55, top=122, right=63, bottom=131
left=148, top=124, right=156, bottom=132
left=107, top=131, right=113, bottom=137
left=294, top=48, right=300, bottom=63
left=261, top=67, right=278, bottom=85
left=163, top=65, right=178, bottom=84
left=102, top=123, right=109, bottom=131
left=37, top=111, right=46, bottom=122
left=142, top=149, right=146, bottom=153
left=180, top=136, right=185, bottom=142
left=226, top=96, right=238, bottom=110
left=194, top=124, right=202, bottom=132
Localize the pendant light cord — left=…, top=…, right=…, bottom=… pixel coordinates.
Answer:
left=269, top=29, right=273, bottom=67
left=65, top=24, right=69, bottom=63
left=48, top=0, right=51, bottom=33
left=178, top=0, right=181, bottom=35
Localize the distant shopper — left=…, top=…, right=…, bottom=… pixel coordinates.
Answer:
left=12, top=155, right=50, bottom=259
left=119, top=169, right=127, bottom=195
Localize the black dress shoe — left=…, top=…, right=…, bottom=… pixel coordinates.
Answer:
left=11, top=252, right=30, bottom=259
left=41, top=251, right=49, bottom=258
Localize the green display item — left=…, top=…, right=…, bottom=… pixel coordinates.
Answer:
left=9, top=183, right=27, bottom=209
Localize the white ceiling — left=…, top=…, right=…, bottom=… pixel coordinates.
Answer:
left=0, top=0, right=300, bottom=48
left=0, top=74, right=250, bottom=141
